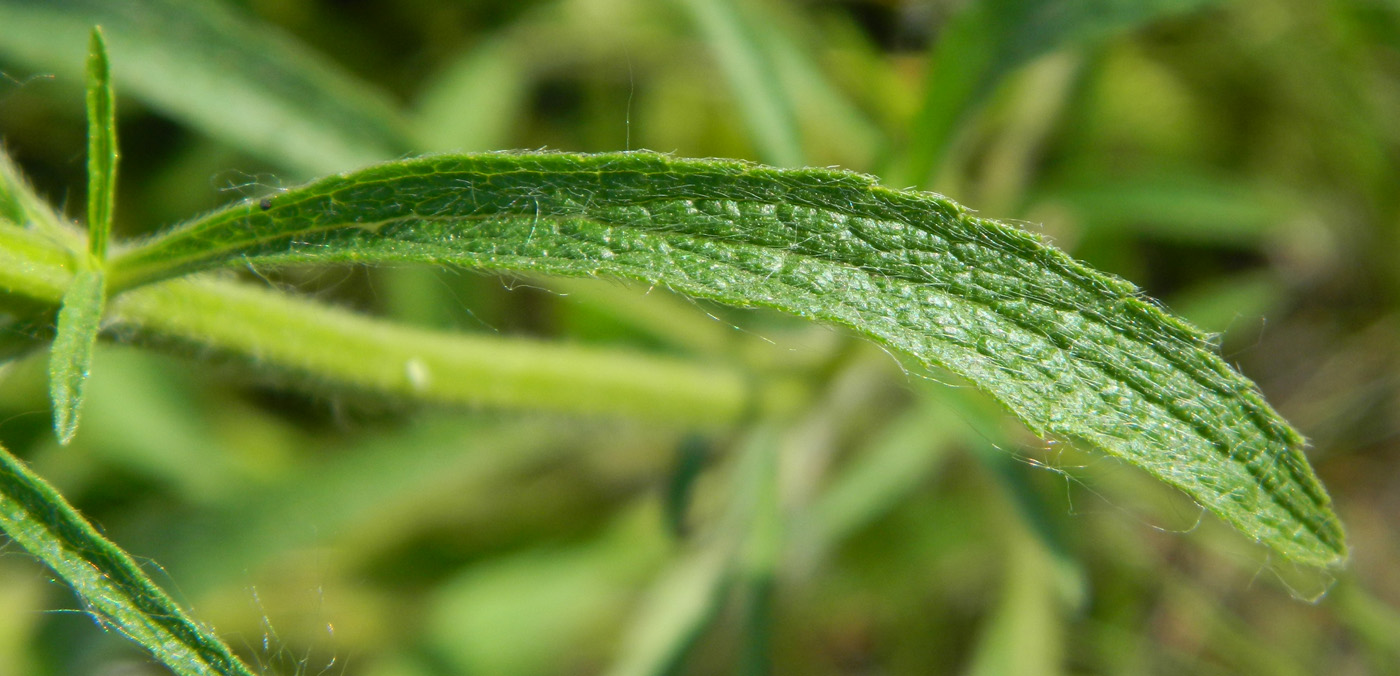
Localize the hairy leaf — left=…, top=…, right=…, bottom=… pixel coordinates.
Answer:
left=49, top=266, right=105, bottom=444
left=108, top=151, right=1346, bottom=566
left=86, top=26, right=116, bottom=259
left=0, top=442, right=256, bottom=675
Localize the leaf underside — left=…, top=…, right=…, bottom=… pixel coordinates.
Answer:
left=111, top=151, right=1346, bottom=567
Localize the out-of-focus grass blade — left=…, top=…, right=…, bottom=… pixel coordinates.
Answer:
left=606, top=425, right=781, bottom=676
left=964, top=525, right=1064, bottom=676
left=0, top=0, right=408, bottom=176
left=1333, top=578, right=1400, bottom=671
left=427, top=505, right=671, bottom=675
left=792, top=396, right=962, bottom=566
left=48, top=267, right=105, bottom=445
left=1169, top=272, right=1284, bottom=335
left=670, top=0, right=803, bottom=167
left=414, top=36, right=529, bottom=153
left=71, top=346, right=245, bottom=503
left=960, top=401, right=1086, bottom=676
left=969, top=427, right=1088, bottom=611
left=722, top=0, right=885, bottom=168
left=85, top=26, right=116, bottom=259
left=735, top=428, right=781, bottom=675
left=0, top=442, right=256, bottom=676
left=664, top=436, right=711, bottom=536
left=109, top=151, right=1346, bottom=567
left=900, top=0, right=1223, bottom=187
left=1044, top=171, right=1295, bottom=247
left=151, top=416, right=566, bottom=595
left=605, top=545, right=730, bottom=676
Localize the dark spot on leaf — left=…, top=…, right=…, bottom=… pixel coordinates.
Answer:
left=259, top=198, right=273, bottom=211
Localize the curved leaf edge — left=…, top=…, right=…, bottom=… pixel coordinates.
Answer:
left=110, top=151, right=1346, bottom=567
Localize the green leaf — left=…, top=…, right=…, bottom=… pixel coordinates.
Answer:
left=86, top=26, right=116, bottom=259
left=0, top=442, right=256, bottom=675
left=109, top=151, right=1346, bottom=566
left=0, top=0, right=407, bottom=176
left=48, top=266, right=105, bottom=445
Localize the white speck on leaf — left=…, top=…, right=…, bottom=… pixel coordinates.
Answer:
left=405, top=358, right=431, bottom=391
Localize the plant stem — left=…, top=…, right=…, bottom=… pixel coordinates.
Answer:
left=109, top=276, right=805, bottom=424
left=0, top=221, right=74, bottom=302
left=0, top=220, right=804, bottom=426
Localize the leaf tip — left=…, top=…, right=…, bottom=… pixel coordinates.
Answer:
left=85, top=24, right=116, bottom=261
left=88, top=25, right=107, bottom=55
left=48, top=346, right=91, bottom=447
left=86, top=27, right=110, bottom=83
left=52, top=405, right=81, bottom=447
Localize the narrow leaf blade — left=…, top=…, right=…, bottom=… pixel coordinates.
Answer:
left=49, top=266, right=105, bottom=444
left=0, top=442, right=257, bottom=675
left=85, top=26, right=116, bottom=259
left=110, top=151, right=1346, bottom=566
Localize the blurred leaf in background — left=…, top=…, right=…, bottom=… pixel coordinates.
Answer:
left=1, top=0, right=1399, bottom=675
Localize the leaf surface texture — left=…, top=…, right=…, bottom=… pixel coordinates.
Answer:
left=111, top=152, right=1346, bottom=566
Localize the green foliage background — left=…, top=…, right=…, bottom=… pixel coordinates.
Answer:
left=0, top=0, right=1398, bottom=674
